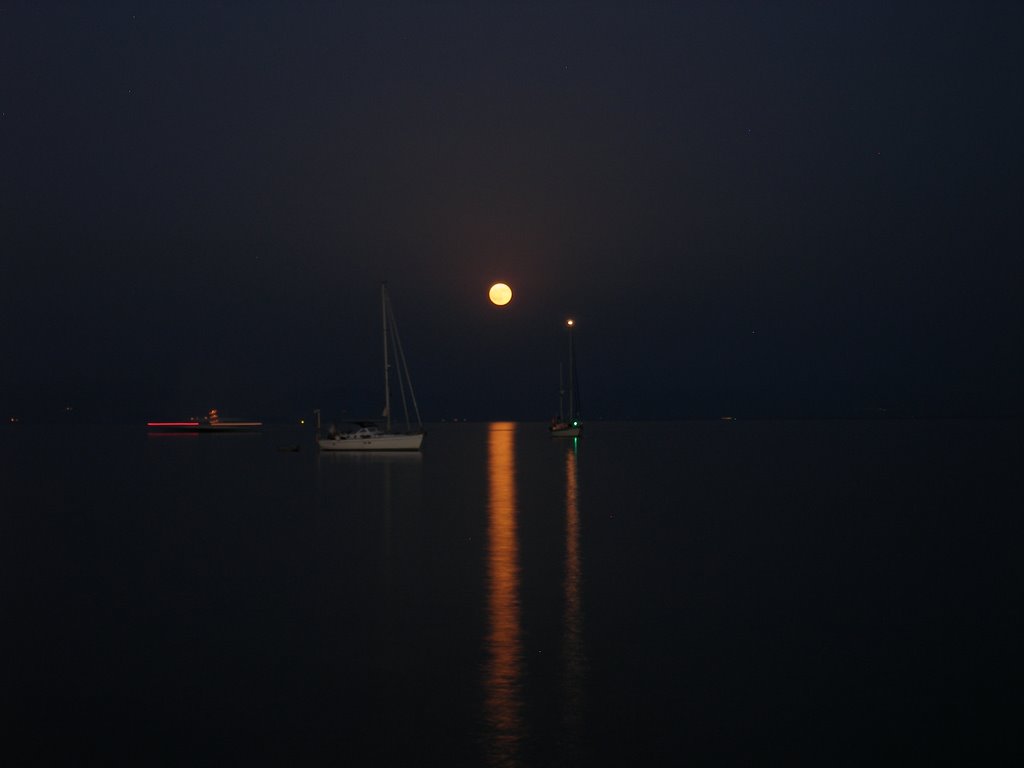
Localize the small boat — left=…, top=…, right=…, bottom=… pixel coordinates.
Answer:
left=550, top=318, right=582, bottom=438
left=317, top=284, right=425, bottom=452
left=147, top=409, right=262, bottom=432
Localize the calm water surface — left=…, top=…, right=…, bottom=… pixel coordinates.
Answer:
left=3, top=420, right=1021, bottom=765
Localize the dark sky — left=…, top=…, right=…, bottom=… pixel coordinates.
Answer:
left=3, top=2, right=1022, bottom=422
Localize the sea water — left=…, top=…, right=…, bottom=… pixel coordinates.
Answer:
left=2, top=419, right=1021, bottom=765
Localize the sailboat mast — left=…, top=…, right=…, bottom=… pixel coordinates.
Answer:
left=567, top=319, right=575, bottom=420
left=382, top=283, right=391, bottom=432
left=558, top=362, right=565, bottom=422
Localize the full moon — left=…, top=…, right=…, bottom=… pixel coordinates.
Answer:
left=488, top=282, right=513, bottom=306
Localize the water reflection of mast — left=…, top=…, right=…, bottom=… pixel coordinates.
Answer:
left=483, top=422, right=523, bottom=766
left=562, top=439, right=584, bottom=759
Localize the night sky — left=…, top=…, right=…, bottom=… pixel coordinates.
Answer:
left=3, top=2, right=1022, bottom=422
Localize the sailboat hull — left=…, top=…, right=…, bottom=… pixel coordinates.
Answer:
left=549, top=425, right=581, bottom=438
left=318, top=432, right=424, bottom=451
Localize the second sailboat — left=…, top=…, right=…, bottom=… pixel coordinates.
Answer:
left=550, top=318, right=582, bottom=438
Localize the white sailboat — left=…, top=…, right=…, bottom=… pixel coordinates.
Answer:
left=550, top=318, right=582, bottom=438
left=317, top=284, right=425, bottom=451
